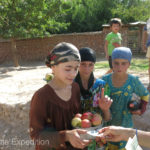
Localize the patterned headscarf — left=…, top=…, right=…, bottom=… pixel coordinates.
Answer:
left=112, top=47, right=132, bottom=63
left=45, top=42, right=81, bottom=67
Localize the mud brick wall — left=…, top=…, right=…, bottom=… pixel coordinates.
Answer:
left=0, top=24, right=146, bottom=64
left=0, top=32, right=105, bottom=64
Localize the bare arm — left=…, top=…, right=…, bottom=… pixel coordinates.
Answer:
left=133, top=129, right=150, bottom=148
left=104, top=40, right=109, bottom=59
left=96, top=126, right=150, bottom=148
left=118, top=128, right=150, bottom=148
left=101, top=109, right=112, bottom=122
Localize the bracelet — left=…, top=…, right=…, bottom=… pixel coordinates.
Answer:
left=135, top=128, right=138, bottom=141
left=136, top=128, right=138, bottom=136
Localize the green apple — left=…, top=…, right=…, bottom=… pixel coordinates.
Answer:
left=71, top=117, right=81, bottom=127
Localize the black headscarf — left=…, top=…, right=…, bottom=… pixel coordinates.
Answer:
left=75, top=47, right=96, bottom=99
left=79, top=47, right=96, bottom=63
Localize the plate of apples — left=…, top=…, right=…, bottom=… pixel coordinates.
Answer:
left=71, top=112, right=103, bottom=140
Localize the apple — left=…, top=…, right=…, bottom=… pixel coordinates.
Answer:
left=81, top=119, right=91, bottom=128
left=91, top=113, right=102, bottom=126
left=81, top=112, right=93, bottom=120
left=71, top=117, right=81, bottom=127
left=75, top=113, right=82, bottom=118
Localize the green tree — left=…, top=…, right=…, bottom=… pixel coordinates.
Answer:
left=111, top=0, right=150, bottom=23
left=0, top=0, right=68, bottom=66
left=59, top=0, right=150, bottom=33
left=62, top=0, right=116, bottom=32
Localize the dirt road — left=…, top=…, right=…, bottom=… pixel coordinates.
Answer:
left=0, top=62, right=149, bottom=150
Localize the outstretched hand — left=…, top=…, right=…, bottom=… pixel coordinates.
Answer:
left=96, top=126, right=127, bottom=143
left=66, top=129, right=91, bottom=149
left=98, top=88, right=113, bottom=111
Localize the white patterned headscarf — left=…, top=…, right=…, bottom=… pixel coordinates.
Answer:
left=45, top=42, right=81, bottom=68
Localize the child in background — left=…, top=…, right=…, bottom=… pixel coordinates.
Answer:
left=102, top=47, right=149, bottom=150
left=104, top=18, right=122, bottom=74
left=29, top=42, right=91, bottom=150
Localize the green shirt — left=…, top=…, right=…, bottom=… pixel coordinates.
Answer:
left=105, top=32, right=122, bottom=56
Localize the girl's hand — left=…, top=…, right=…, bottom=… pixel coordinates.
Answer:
left=105, top=54, right=109, bottom=60
left=98, top=88, right=113, bottom=111
left=96, top=126, right=127, bottom=142
left=130, top=110, right=142, bottom=115
left=131, top=100, right=148, bottom=115
left=65, top=129, right=91, bottom=149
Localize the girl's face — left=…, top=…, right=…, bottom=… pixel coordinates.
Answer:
left=52, top=61, right=80, bottom=85
left=111, top=23, right=120, bottom=33
left=112, top=59, right=130, bottom=74
left=79, top=61, right=94, bottom=78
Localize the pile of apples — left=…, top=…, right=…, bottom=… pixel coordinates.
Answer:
left=71, top=112, right=102, bottom=128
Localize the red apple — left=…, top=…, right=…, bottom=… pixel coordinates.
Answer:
left=75, top=113, right=82, bottom=118
left=71, top=117, right=82, bottom=127
left=81, top=119, right=91, bottom=128
left=91, top=113, right=102, bottom=126
left=81, top=112, right=93, bottom=120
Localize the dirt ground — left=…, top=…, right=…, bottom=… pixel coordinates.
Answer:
left=0, top=61, right=150, bottom=150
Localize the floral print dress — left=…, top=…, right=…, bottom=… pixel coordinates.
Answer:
left=102, top=73, right=149, bottom=150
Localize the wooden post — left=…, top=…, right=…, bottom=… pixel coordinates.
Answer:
left=11, top=38, right=19, bottom=67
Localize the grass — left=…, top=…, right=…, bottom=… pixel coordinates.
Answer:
left=95, top=58, right=149, bottom=72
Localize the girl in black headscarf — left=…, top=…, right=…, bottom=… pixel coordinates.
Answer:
left=74, top=47, right=112, bottom=150
left=74, top=47, right=112, bottom=120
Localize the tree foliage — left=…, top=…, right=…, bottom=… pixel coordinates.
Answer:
left=0, top=0, right=149, bottom=36
left=0, top=0, right=69, bottom=66
left=61, top=0, right=150, bottom=32
left=0, top=0, right=150, bottom=66
left=62, top=0, right=116, bottom=32
left=111, top=0, right=150, bottom=24
left=0, top=0, right=69, bottom=39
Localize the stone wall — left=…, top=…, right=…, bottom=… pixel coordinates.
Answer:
left=0, top=102, right=33, bottom=150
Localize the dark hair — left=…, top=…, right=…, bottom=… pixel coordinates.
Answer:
left=79, top=47, right=96, bottom=63
left=110, top=18, right=122, bottom=26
